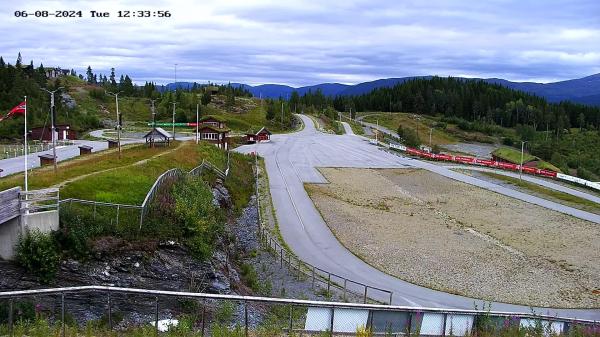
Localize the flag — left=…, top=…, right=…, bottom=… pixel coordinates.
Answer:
left=0, top=101, right=27, bottom=121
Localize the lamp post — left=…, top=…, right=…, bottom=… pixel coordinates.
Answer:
left=150, top=99, right=156, bottom=127
left=171, top=102, right=177, bottom=140
left=196, top=103, right=199, bottom=144
left=429, top=127, right=433, bottom=148
left=106, top=91, right=123, bottom=158
left=520, top=141, right=528, bottom=180
left=40, top=87, right=64, bottom=172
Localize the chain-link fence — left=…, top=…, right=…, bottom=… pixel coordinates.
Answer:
left=0, top=286, right=597, bottom=336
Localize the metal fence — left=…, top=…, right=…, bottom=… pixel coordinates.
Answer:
left=21, top=188, right=60, bottom=214
left=253, top=154, right=395, bottom=306
left=0, top=286, right=596, bottom=336
left=1, top=141, right=74, bottom=160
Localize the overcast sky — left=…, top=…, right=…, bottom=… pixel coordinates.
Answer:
left=1, top=0, right=599, bottom=86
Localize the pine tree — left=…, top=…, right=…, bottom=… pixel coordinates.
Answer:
left=86, top=65, right=94, bottom=83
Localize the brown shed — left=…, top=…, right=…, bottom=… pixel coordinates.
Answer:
left=107, top=139, right=119, bottom=149
left=38, top=154, right=56, bottom=167
left=78, top=145, right=93, bottom=155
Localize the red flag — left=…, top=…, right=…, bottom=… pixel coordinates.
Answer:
left=0, top=101, right=26, bottom=121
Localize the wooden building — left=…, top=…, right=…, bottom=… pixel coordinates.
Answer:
left=245, top=127, right=271, bottom=144
left=198, top=116, right=230, bottom=150
left=107, top=139, right=119, bottom=149
left=38, top=154, right=56, bottom=167
left=30, top=124, right=76, bottom=142
left=144, top=127, right=172, bottom=147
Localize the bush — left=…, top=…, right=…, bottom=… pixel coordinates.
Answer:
left=16, top=230, right=60, bottom=284
left=397, top=125, right=420, bottom=147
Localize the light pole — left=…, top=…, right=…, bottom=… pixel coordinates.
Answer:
left=519, top=141, right=528, bottom=180
left=107, top=91, right=123, bottom=158
left=196, top=103, right=199, bottom=144
left=171, top=102, right=177, bottom=140
left=429, top=127, right=433, bottom=148
left=150, top=99, right=156, bottom=127
left=40, top=86, right=64, bottom=172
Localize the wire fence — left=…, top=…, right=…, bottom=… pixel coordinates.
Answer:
left=1, top=141, right=74, bottom=160
left=253, top=153, right=395, bottom=306
left=0, top=286, right=596, bottom=337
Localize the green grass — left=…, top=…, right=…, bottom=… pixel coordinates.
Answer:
left=0, top=144, right=171, bottom=191
left=492, top=147, right=537, bottom=164
left=480, top=171, right=600, bottom=214
left=199, top=102, right=294, bottom=133
left=362, top=112, right=457, bottom=145
left=60, top=141, right=228, bottom=204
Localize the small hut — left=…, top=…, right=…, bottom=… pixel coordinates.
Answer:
left=144, top=127, right=172, bottom=147
left=78, top=145, right=93, bottom=155
left=107, top=139, right=119, bottom=149
left=38, top=154, right=56, bottom=167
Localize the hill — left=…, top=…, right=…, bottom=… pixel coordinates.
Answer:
left=169, top=73, right=600, bottom=106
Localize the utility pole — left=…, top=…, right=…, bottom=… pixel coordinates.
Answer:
left=281, top=101, right=284, bottom=127
left=196, top=103, right=199, bottom=144
left=376, top=119, right=379, bottom=143
left=150, top=99, right=156, bottom=127
left=107, top=91, right=123, bottom=158
left=429, top=127, right=433, bottom=148
left=519, top=141, right=527, bottom=180
left=171, top=102, right=177, bottom=140
left=41, top=87, right=64, bottom=172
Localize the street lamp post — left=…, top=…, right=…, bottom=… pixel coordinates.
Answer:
left=150, top=99, right=156, bottom=127
left=196, top=103, right=199, bottom=144
left=107, top=91, right=123, bottom=158
left=40, top=87, right=64, bottom=172
left=429, top=127, right=433, bottom=148
left=171, top=102, right=177, bottom=140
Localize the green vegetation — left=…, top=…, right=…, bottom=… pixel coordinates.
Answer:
left=15, top=230, right=59, bottom=284
left=363, top=113, right=457, bottom=146
left=492, top=147, right=536, bottom=163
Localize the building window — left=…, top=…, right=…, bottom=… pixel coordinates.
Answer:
left=201, top=132, right=218, bottom=140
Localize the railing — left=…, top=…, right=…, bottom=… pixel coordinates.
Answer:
left=58, top=198, right=143, bottom=228
left=253, top=154, right=395, bottom=305
left=0, top=285, right=596, bottom=336
left=21, top=188, right=59, bottom=214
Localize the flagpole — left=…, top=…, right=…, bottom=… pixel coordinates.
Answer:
left=24, top=95, right=28, bottom=192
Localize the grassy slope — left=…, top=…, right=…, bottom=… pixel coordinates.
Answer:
left=61, top=142, right=227, bottom=204
left=362, top=112, right=457, bottom=145
left=0, top=145, right=170, bottom=191
left=492, top=147, right=562, bottom=172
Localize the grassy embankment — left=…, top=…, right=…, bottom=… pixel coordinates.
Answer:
left=491, top=147, right=562, bottom=172
left=478, top=171, right=600, bottom=214
left=361, top=112, right=457, bottom=146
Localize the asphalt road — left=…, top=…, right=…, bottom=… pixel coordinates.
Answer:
left=235, top=114, right=600, bottom=320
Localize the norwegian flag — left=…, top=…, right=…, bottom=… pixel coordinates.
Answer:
left=0, top=101, right=26, bottom=122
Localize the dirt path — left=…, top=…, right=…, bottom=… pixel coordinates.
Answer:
left=54, top=142, right=184, bottom=190
left=305, top=167, right=600, bottom=308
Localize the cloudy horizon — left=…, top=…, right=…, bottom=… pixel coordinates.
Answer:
left=1, top=0, right=599, bottom=87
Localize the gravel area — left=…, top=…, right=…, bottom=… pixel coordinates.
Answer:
left=305, top=167, right=600, bottom=308
left=441, top=142, right=499, bottom=157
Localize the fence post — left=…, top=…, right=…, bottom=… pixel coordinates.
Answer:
left=288, top=305, right=293, bottom=336
left=61, top=292, right=66, bottom=337
left=407, top=312, right=413, bottom=336
left=363, top=286, right=368, bottom=304
left=154, top=296, right=159, bottom=336
left=116, top=205, right=120, bottom=226
left=280, top=248, right=283, bottom=268
left=343, top=279, right=347, bottom=301
left=8, top=297, right=13, bottom=337
left=442, top=313, right=448, bottom=337
left=389, top=292, right=393, bottom=305
left=93, top=201, right=96, bottom=219
left=201, top=300, right=206, bottom=337
left=327, top=274, right=331, bottom=295
left=330, top=307, right=335, bottom=335
left=107, top=290, right=112, bottom=330
left=312, top=266, right=316, bottom=289
left=244, top=302, right=249, bottom=337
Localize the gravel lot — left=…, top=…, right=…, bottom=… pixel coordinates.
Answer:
left=305, top=168, right=600, bottom=308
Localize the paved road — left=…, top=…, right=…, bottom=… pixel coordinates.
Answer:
left=235, top=114, right=600, bottom=320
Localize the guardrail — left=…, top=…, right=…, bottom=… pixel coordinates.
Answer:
left=0, top=285, right=596, bottom=336
left=21, top=188, right=59, bottom=214
left=253, top=153, right=394, bottom=305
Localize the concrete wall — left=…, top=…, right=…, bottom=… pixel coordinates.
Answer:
left=0, top=210, right=59, bottom=261
left=0, top=216, right=21, bottom=260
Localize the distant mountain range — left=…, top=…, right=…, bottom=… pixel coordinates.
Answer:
left=164, top=73, right=600, bottom=106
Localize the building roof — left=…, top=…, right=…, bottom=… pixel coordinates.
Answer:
left=39, top=154, right=55, bottom=159
left=78, top=145, right=93, bottom=150
left=246, top=126, right=272, bottom=135
left=199, top=125, right=231, bottom=133
left=199, top=115, right=227, bottom=123
left=144, top=127, right=172, bottom=139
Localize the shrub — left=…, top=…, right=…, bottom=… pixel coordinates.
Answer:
left=16, top=230, right=60, bottom=284
left=397, top=125, right=420, bottom=148
left=502, top=137, right=514, bottom=146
